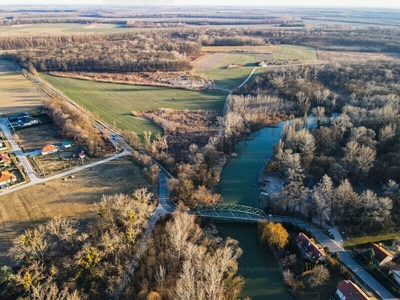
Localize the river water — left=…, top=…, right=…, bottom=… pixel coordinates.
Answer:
left=217, top=120, right=300, bottom=300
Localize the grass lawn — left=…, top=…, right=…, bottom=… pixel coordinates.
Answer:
left=273, top=45, right=318, bottom=60
left=40, top=73, right=228, bottom=138
left=0, top=158, right=151, bottom=266
left=344, top=233, right=400, bottom=247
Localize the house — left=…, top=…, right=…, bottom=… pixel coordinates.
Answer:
left=0, top=153, right=11, bottom=166
left=41, top=144, right=58, bottom=156
left=62, top=141, right=72, bottom=149
left=0, top=171, right=17, bottom=187
left=258, top=60, right=268, bottom=67
left=296, top=232, right=326, bottom=263
left=372, top=243, right=393, bottom=266
left=389, top=265, right=400, bottom=286
left=78, top=151, right=86, bottom=159
left=336, top=280, right=370, bottom=300
left=18, top=117, right=39, bottom=127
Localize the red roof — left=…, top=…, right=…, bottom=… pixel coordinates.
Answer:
left=372, top=243, right=393, bottom=263
left=337, top=280, right=369, bottom=300
left=296, top=232, right=326, bottom=262
left=0, top=153, right=11, bottom=162
left=41, top=144, right=57, bottom=154
left=0, top=171, right=16, bottom=183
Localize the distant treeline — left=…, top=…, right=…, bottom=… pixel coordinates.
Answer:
left=1, top=32, right=200, bottom=72
left=2, top=26, right=400, bottom=73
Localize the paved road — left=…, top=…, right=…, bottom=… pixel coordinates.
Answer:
left=0, top=118, right=37, bottom=182
left=0, top=150, right=129, bottom=197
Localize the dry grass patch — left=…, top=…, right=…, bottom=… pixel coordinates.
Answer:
left=0, top=63, right=46, bottom=114
left=16, top=123, right=63, bottom=152
left=0, top=158, right=151, bottom=266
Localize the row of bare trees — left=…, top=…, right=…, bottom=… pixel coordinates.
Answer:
left=44, top=98, right=115, bottom=157
left=1, top=190, right=154, bottom=300
left=128, top=210, right=244, bottom=299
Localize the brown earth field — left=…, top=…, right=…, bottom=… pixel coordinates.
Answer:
left=0, top=158, right=152, bottom=266
left=0, top=61, right=46, bottom=114
left=318, top=50, right=400, bottom=62
left=15, top=123, right=65, bottom=153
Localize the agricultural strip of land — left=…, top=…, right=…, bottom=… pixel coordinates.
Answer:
left=40, top=73, right=228, bottom=137
left=0, top=62, right=45, bottom=114
left=273, top=45, right=318, bottom=60
left=0, top=158, right=151, bottom=266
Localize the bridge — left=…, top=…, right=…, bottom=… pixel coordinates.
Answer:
left=194, top=203, right=270, bottom=222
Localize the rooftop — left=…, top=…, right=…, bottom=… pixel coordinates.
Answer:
left=296, top=232, right=326, bottom=262
left=337, top=280, right=370, bottom=300
left=0, top=171, right=16, bottom=183
left=372, top=243, right=393, bottom=263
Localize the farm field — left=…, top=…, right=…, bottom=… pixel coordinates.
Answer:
left=0, top=158, right=151, bottom=266
left=201, top=45, right=276, bottom=53
left=40, top=73, right=228, bottom=137
left=0, top=61, right=45, bottom=114
left=273, top=45, right=318, bottom=60
left=198, top=68, right=266, bottom=91
left=193, top=52, right=261, bottom=70
left=0, top=23, right=131, bottom=35
left=318, top=50, right=400, bottom=62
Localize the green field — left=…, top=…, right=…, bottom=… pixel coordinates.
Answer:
left=198, top=68, right=265, bottom=91
left=344, top=232, right=400, bottom=247
left=41, top=73, right=228, bottom=138
left=273, top=45, right=317, bottom=60
left=202, top=45, right=275, bottom=53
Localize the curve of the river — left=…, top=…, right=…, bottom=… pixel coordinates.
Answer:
left=218, top=117, right=313, bottom=300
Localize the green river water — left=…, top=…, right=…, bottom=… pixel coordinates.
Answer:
left=217, top=121, right=295, bottom=300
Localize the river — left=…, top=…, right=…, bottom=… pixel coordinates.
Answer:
left=217, top=118, right=314, bottom=300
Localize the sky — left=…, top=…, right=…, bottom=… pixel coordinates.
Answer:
left=3, top=0, right=400, bottom=8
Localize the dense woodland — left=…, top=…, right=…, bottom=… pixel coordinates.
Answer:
left=237, top=62, right=400, bottom=235
left=127, top=211, right=243, bottom=299
left=2, top=26, right=400, bottom=73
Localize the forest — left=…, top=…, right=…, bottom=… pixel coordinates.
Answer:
left=235, top=62, right=400, bottom=235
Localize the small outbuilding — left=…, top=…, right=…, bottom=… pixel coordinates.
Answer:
left=62, top=141, right=72, bottom=149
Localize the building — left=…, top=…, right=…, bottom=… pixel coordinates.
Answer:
left=8, top=112, right=29, bottom=122
left=0, top=171, right=17, bottom=187
left=41, top=144, right=58, bottom=156
left=18, top=117, right=39, bottom=127
left=62, top=141, right=72, bottom=149
left=336, top=280, right=370, bottom=300
left=372, top=243, right=393, bottom=266
left=296, top=232, right=326, bottom=263
left=78, top=151, right=86, bottom=159
left=389, top=265, right=400, bottom=286
left=0, top=153, right=11, bottom=166
left=258, top=60, right=268, bottom=67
